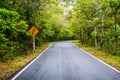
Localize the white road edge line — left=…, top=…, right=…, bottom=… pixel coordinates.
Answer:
left=11, top=43, right=53, bottom=80
left=72, top=43, right=120, bottom=74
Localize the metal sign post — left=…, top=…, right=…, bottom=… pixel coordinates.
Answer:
left=33, top=37, right=35, bottom=52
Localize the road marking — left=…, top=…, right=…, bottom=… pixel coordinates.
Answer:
left=72, top=43, right=120, bottom=74
left=11, top=43, right=53, bottom=80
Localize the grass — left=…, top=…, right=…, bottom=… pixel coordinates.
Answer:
left=0, top=42, right=51, bottom=80
left=73, top=42, right=120, bottom=70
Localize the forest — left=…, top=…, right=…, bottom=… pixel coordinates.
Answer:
left=0, top=0, right=76, bottom=61
left=0, top=0, right=120, bottom=61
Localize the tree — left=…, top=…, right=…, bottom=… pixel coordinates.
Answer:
left=0, top=8, right=28, bottom=60
left=71, top=0, right=120, bottom=55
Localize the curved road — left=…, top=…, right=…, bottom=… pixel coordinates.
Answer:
left=11, top=42, right=120, bottom=80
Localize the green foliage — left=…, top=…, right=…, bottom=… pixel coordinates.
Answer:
left=91, top=31, right=97, bottom=37
left=0, top=8, right=29, bottom=61
left=0, top=0, right=76, bottom=61
left=71, top=0, right=120, bottom=56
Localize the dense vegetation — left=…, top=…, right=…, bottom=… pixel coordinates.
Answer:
left=70, top=0, right=120, bottom=56
left=0, top=0, right=76, bottom=61
left=0, top=0, right=120, bottom=61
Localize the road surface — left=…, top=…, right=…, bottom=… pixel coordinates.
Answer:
left=11, top=42, right=120, bottom=80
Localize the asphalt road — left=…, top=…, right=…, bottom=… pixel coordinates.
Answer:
left=11, top=42, right=120, bottom=80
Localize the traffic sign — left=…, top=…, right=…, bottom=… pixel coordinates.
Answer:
left=29, top=26, right=39, bottom=37
left=29, top=26, right=39, bottom=52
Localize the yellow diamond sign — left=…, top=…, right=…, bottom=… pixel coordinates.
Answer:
left=29, top=26, right=39, bottom=37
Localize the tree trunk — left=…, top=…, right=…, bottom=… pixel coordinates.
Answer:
left=100, top=11, right=104, bottom=49
left=80, top=29, right=84, bottom=44
left=94, top=26, right=97, bottom=49
left=114, top=15, right=118, bottom=43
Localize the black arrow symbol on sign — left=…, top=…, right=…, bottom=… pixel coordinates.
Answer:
left=32, top=29, right=36, bottom=35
